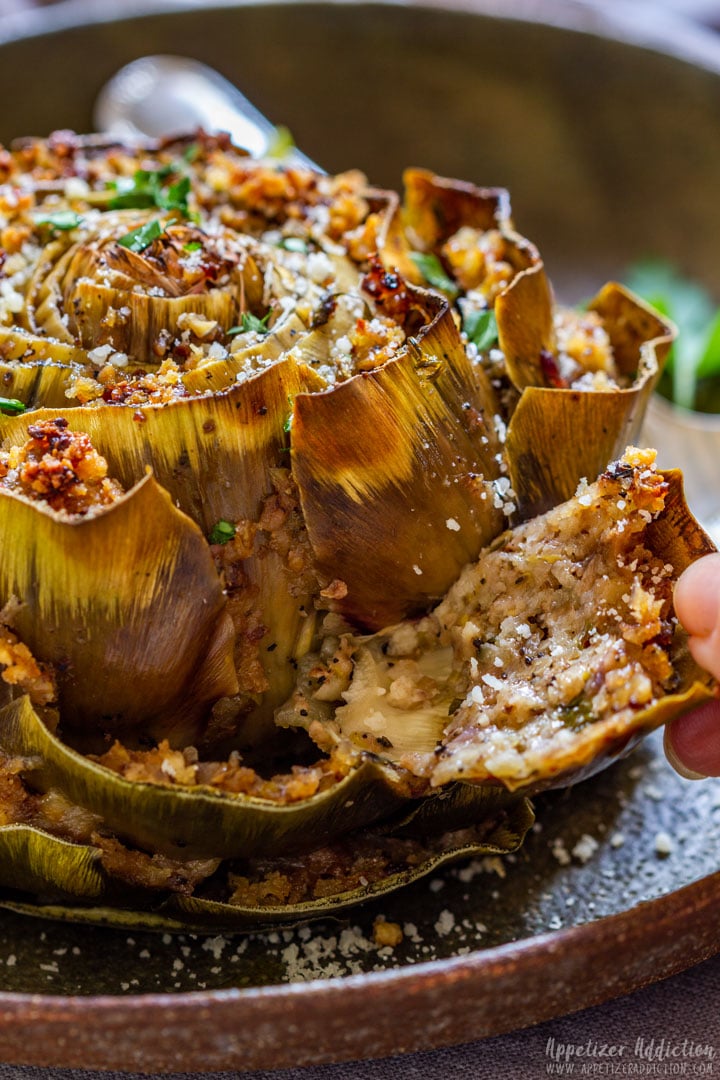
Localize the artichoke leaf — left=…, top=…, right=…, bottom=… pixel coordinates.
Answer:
left=494, top=244, right=555, bottom=391
left=0, top=823, right=105, bottom=900
left=504, top=283, right=674, bottom=517
left=180, top=313, right=310, bottom=395
left=0, top=696, right=412, bottom=860
left=0, top=799, right=534, bottom=933
left=0, top=360, right=320, bottom=530
left=0, top=327, right=90, bottom=408
left=291, top=293, right=506, bottom=629
left=167, top=797, right=534, bottom=930
left=1, top=363, right=325, bottom=748
left=388, top=168, right=512, bottom=283
left=0, top=472, right=237, bottom=745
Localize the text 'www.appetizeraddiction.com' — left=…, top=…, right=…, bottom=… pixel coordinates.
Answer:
left=545, top=1038, right=716, bottom=1075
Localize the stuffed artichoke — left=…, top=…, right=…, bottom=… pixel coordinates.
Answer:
left=0, top=131, right=714, bottom=932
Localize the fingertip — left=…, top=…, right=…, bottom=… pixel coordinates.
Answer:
left=665, top=700, right=720, bottom=779
left=674, top=553, right=720, bottom=639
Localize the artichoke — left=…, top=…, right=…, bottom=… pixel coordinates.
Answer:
left=0, top=131, right=713, bottom=931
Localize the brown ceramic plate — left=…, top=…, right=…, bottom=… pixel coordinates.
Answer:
left=1, top=0, right=720, bottom=1073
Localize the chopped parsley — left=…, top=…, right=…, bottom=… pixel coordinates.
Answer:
left=228, top=311, right=272, bottom=336
left=109, top=164, right=191, bottom=217
left=34, top=210, right=84, bottom=232
left=463, top=309, right=498, bottom=352
left=409, top=252, right=459, bottom=300
left=626, top=258, right=720, bottom=411
left=0, top=397, right=26, bottom=416
left=209, top=520, right=236, bottom=545
left=183, top=241, right=203, bottom=253
left=117, top=219, right=164, bottom=253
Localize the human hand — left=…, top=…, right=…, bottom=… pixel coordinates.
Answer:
left=664, top=552, right=720, bottom=778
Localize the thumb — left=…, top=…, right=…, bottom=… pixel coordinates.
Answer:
left=665, top=700, right=720, bottom=779
left=673, top=552, right=720, bottom=681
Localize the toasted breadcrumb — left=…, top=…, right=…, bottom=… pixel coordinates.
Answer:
left=0, top=418, right=123, bottom=515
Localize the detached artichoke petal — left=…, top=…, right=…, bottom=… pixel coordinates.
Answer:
left=300, top=451, right=716, bottom=798
left=0, top=473, right=237, bottom=744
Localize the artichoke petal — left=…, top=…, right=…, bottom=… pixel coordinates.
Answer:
left=0, top=797, right=533, bottom=932
left=0, top=327, right=89, bottom=408
left=503, top=283, right=674, bottom=517
left=494, top=242, right=555, bottom=391
left=0, top=823, right=105, bottom=900
left=0, top=472, right=237, bottom=744
left=0, top=696, right=411, bottom=860
left=291, top=291, right=506, bottom=629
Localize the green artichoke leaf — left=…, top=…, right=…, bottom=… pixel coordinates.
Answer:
left=166, top=797, right=534, bottom=931
left=0, top=472, right=237, bottom=746
left=0, top=798, right=534, bottom=933
left=291, top=292, right=506, bottom=629
left=0, top=696, right=412, bottom=860
left=502, top=283, right=674, bottom=518
left=0, top=823, right=105, bottom=900
left=0, top=361, right=315, bottom=527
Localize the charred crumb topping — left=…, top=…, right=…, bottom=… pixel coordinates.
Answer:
left=0, top=418, right=124, bottom=515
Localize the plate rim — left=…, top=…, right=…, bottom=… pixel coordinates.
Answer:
left=0, top=863, right=718, bottom=1072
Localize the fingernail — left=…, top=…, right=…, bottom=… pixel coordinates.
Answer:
left=663, top=726, right=707, bottom=780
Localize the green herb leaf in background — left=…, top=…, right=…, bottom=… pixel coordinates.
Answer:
left=409, top=252, right=459, bottom=301
left=625, top=258, right=720, bottom=411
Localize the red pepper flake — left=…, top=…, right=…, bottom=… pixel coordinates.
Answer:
left=539, top=348, right=569, bottom=389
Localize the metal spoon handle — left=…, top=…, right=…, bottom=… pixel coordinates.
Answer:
left=94, top=55, right=320, bottom=170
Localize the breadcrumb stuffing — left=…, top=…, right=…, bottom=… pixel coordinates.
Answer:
left=0, top=418, right=123, bottom=516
